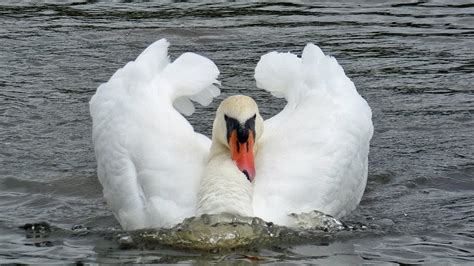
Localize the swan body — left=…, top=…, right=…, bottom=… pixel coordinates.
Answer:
left=90, top=39, right=373, bottom=230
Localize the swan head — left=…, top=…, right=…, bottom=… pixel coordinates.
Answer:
left=212, top=95, right=264, bottom=182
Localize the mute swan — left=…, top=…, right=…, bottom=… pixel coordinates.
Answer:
left=90, top=39, right=373, bottom=230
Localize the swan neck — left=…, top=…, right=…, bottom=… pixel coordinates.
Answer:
left=208, top=141, right=228, bottom=161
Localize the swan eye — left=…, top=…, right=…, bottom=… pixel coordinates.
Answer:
left=224, top=114, right=239, bottom=143
left=243, top=114, right=257, bottom=139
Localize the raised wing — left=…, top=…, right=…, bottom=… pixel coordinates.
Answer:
left=90, top=39, right=220, bottom=230
left=253, top=44, right=373, bottom=226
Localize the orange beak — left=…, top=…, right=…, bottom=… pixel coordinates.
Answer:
left=229, top=130, right=255, bottom=182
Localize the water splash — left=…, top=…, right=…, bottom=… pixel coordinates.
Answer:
left=288, top=210, right=347, bottom=231
left=119, top=211, right=349, bottom=251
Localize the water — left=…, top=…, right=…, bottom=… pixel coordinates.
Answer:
left=1, top=0, right=473, bottom=264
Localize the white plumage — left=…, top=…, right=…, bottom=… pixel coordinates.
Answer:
left=90, top=39, right=219, bottom=229
left=90, top=39, right=373, bottom=230
left=253, top=44, right=373, bottom=226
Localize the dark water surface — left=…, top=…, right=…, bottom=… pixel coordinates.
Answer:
left=1, top=0, right=473, bottom=264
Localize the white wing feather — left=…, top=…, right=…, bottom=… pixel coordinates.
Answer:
left=90, top=39, right=220, bottom=229
left=253, top=44, right=373, bottom=225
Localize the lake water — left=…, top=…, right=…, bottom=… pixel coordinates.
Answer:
left=1, top=0, right=473, bottom=264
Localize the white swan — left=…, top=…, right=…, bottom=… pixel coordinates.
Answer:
left=90, top=39, right=373, bottom=230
